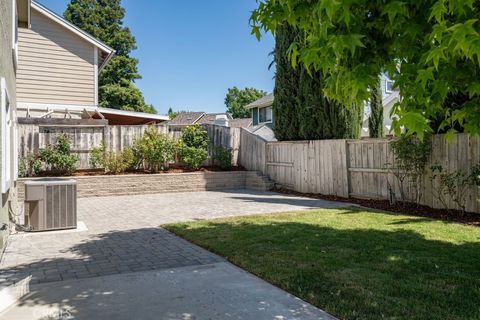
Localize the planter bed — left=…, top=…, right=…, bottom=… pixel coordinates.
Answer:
left=17, top=171, right=273, bottom=200
left=275, top=187, right=480, bottom=226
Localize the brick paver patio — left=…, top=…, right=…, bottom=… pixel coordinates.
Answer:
left=0, top=189, right=348, bottom=286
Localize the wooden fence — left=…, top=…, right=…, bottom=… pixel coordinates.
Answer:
left=18, top=120, right=239, bottom=169
left=238, top=128, right=480, bottom=213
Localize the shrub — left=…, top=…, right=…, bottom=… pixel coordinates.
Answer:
left=214, top=146, right=233, bottom=170
left=386, top=134, right=431, bottom=202
left=19, top=153, right=43, bottom=177
left=133, top=126, right=179, bottom=172
left=90, top=143, right=136, bottom=174
left=39, top=135, right=78, bottom=175
left=90, top=143, right=107, bottom=169
left=182, top=124, right=209, bottom=149
left=180, top=125, right=209, bottom=170
left=181, top=146, right=208, bottom=170
left=431, top=164, right=480, bottom=213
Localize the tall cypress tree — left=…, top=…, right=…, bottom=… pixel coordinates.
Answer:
left=368, top=78, right=384, bottom=137
left=273, top=24, right=301, bottom=141
left=298, top=67, right=361, bottom=140
left=274, top=25, right=361, bottom=140
left=64, top=0, right=155, bottom=113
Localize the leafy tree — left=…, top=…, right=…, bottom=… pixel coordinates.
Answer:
left=167, top=108, right=178, bottom=120
left=368, top=78, right=384, bottom=138
left=273, top=24, right=302, bottom=140
left=64, top=0, right=155, bottom=113
left=225, top=87, right=267, bottom=118
left=251, top=1, right=480, bottom=139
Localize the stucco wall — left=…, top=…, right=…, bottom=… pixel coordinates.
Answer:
left=0, top=0, right=17, bottom=254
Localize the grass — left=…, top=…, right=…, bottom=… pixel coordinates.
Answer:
left=164, top=207, right=480, bottom=320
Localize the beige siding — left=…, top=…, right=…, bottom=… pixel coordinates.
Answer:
left=17, top=9, right=96, bottom=106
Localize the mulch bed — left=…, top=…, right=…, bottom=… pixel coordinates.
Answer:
left=275, top=187, right=480, bottom=227
left=65, top=166, right=245, bottom=176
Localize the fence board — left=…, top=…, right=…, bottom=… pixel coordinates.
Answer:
left=238, top=131, right=479, bottom=213
left=18, top=123, right=239, bottom=170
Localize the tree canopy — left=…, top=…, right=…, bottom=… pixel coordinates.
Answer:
left=64, top=0, right=155, bottom=113
left=225, top=87, right=267, bottom=118
left=251, top=0, right=480, bottom=139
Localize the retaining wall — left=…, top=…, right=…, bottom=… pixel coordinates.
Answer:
left=17, top=171, right=272, bottom=200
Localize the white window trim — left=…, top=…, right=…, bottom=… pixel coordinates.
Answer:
left=385, top=79, right=394, bottom=94
left=1, top=78, right=12, bottom=193
left=258, top=106, right=273, bottom=125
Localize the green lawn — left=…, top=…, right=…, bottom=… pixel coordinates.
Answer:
left=164, top=208, right=480, bottom=320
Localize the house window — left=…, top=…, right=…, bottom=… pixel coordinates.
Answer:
left=258, top=106, right=272, bottom=123
left=385, top=79, right=394, bottom=93
left=1, top=78, right=12, bottom=193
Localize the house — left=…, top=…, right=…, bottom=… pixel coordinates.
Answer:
left=167, top=112, right=250, bottom=131
left=0, top=0, right=30, bottom=253
left=12, top=1, right=168, bottom=125
left=244, top=93, right=274, bottom=127
left=361, top=73, right=400, bottom=136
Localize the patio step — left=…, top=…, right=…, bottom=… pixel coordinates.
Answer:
left=245, top=171, right=274, bottom=191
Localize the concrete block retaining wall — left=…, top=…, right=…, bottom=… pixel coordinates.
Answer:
left=17, top=171, right=273, bottom=200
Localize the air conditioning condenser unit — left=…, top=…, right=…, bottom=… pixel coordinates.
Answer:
left=24, top=179, right=77, bottom=231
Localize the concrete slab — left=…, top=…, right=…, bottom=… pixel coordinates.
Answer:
left=0, top=262, right=336, bottom=320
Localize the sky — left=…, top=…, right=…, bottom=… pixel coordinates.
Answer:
left=37, top=0, right=275, bottom=115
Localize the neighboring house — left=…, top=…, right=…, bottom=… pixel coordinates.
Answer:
left=168, top=112, right=207, bottom=131
left=229, top=118, right=252, bottom=128
left=244, top=93, right=274, bottom=127
left=168, top=112, right=250, bottom=131
left=362, top=73, right=400, bottom=136
left=0, top=0, right=30, bottom=253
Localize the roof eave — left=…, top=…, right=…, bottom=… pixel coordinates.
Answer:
left=17, top=0, right=30, bottom=25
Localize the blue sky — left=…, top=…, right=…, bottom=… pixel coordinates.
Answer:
left=37, top=0, right=275, bottom=115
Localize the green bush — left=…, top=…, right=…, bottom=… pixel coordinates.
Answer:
left=180, top=125, right=209, bottom=170
left=90, top=143, right=107, bottom=169
left=133, top=126, right=179, bottom=172
left=39, top=135, right=78, bottom=175
left=214, top=146, right=233, bottom=170
left=19, top=153, right=43, bottom=177
left=90, top=143, right=136, bottom=174
left=387, top=134, right=431, bottom=202
left=182, top=124, right=209, bottom=149
left=181, top=146, right=208, bottom=170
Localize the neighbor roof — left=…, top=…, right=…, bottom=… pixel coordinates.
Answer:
left=196, top=113, right=232, bottom=125
left=229, top=118, right=252, bottom=128
left=31, top=1, right=115, bottom=70
left=168, top=112, right=206, bottom=126
left=244, top=93, right=274, bottom=109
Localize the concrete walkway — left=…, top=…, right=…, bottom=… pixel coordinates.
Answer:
left=0, top=190, right=346, bottom=319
